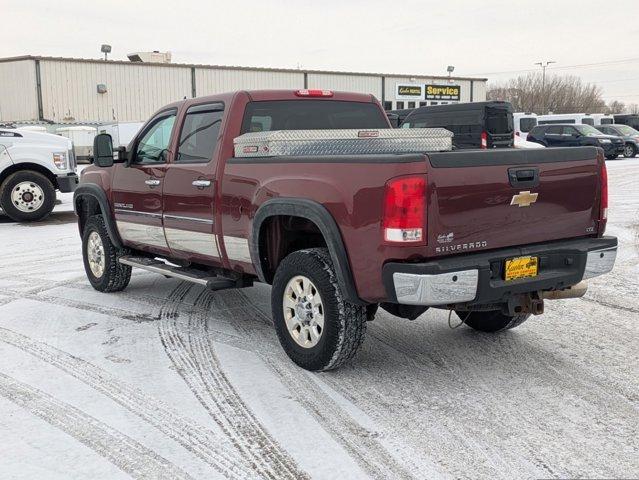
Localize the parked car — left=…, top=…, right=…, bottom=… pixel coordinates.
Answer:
left=537, top=113, right=613, bottom=126
left=514, top=135, right=545, bottom=149
left=595, top=124, right=639, bottom=158
left=395, top=101, right=514, bottom=149
left=74, top=89, right=617, bottom=371
left=527, top=124, right=625, bottom=159
left=0, top=128, right=78, bottom=221
left=514, top=112, right=538, bottom=140
left=613, top=114, right=639, bottom=131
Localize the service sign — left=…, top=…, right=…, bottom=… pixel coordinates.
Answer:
left=425, top=84, right=461, bottom=101
left=395, top=84, right=424, bottom=100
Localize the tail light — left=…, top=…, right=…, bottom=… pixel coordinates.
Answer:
left=481, top=131, right=488, bottom=149
left=599, top=159, right=608, bottom=228
left=515, top=131, right=520, bottom=137
left=295, top=89, right=333, bottom=97
left=382, top=175, right=426, bottom=243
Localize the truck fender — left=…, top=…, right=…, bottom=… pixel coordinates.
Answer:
left=251, top=198, right=364, bottom=305
left=73, top=184, right=123, bottom=248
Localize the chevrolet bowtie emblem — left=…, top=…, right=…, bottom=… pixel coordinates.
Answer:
left=510, top=191, right=538, bottom=207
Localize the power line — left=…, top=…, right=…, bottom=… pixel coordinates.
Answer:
left=468, top=56, right=639, bottom=77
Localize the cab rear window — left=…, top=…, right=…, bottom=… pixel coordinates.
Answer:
left=240, top=100, right=388, bottom=134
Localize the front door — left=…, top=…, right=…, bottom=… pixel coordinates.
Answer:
left=162, top=102, right=224, bottom=265
left=112, top=109, right=177, bottom=256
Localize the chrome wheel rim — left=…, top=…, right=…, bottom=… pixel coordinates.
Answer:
left=624, top=145, right=634, bottom=157
left=11, top=181, right=45, bottom=213
left=87, top=231, right=105, bottom=278
left=283, top=275, right=324, bottom=348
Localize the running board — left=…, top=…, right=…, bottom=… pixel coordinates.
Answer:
left=118, top=256, right=245, bottom=291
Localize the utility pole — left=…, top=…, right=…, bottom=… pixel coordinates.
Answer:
left=535, top=61, right=556, bottom=114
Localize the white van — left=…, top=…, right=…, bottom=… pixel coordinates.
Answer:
left=513, top=112, right=538, bottom=140
left=537, top=113, right=614, bottom=126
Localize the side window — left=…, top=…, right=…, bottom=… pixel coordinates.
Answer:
left=547, top=126, right=563, bottom=135
left=134, top=112, right=176, bottom=164
left=582, top=118, right=594, bottom=126
left=562, top=126, right=577, bottom=136
left=177, top=104, right=224, bottom=163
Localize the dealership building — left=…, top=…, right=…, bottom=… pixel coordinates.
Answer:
left=0, top=55, right=487, bottom=124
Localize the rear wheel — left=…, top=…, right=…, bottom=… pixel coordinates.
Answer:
left=605, top=154, right=618, bottom=160
left=456, top=310, right=530, bottom=333
left=271, top=248, right=367, bottom=371
left=623, top=143, right=637, bottom=158
left=0, top=170, right=56, bottom=222
left=82, top=214, right=131, bottom=292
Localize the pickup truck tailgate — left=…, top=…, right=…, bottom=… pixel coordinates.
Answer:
left=425, top=147, right=603, bottom=258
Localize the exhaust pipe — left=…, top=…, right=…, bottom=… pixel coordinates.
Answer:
left=542, top=281, right=588, bottom=300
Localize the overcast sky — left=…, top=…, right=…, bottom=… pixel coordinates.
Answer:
left=2, top=0, right=639, bottom=104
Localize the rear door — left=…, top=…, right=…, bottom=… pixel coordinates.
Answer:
left=162, top=102, right=224, bottom=265
left=425, top=148, right=601, bottom=258
left=112, top=109, right=177, bottom=255
left=485, top=106, right=514, bottom=148
left=544, top=126, right=564, bottom=146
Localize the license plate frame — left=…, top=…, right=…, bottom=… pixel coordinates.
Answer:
left=504, top=256, right=538, bottom=281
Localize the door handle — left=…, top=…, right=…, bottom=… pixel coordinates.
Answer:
left=145, top=179, right=161, bottom=187
left=192, top=179, right=211, bottom=188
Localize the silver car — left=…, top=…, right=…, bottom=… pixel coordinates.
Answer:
left=596, top=124, right=639, bottom=158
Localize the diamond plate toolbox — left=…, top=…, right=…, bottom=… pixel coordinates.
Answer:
left=233, top=128, right=453, bottom=157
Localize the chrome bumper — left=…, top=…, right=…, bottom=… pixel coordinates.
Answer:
left=582, top=246, right=617, bottom=279
left=391, top=245, right=617, bottom=306
left=392, top=270, right=478, bottom=306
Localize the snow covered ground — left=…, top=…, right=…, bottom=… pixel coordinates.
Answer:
left=0, top=159, right=637, bottom=480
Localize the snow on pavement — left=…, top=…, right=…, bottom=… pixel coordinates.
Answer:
left=0, top=159, right=637, bottom=479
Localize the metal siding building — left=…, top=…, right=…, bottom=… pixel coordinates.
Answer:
left=0, top=56, right=487, bottom=123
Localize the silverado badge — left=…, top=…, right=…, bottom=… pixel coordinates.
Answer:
left=510, top=191, right=538, bottom=208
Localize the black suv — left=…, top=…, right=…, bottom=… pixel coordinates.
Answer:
left=527, top=124, right=625, bottom=159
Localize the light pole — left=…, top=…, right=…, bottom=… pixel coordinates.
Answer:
left=535, top=61, right=556, bottom=114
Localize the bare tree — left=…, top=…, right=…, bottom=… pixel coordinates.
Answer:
left=628, top=103, right=639, bottom=115
left=606, top=100, right=626, bottom=114
left=487, top=73, right=607, bottom=114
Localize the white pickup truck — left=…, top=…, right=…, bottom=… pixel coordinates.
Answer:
left=0, top=128, right=78, bottom=221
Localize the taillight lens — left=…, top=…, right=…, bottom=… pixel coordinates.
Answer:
left=481, top=131, right=488, bottom=149
left=295, top=89, right=334, bottom=97
left=600, top=159, right=608, bottom=224
left=382, top=175, right=426, bottom=243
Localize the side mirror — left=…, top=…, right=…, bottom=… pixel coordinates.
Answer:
left=386, top=113, right=400, bottom=128
left=93, top=133, right=114, bottom=167
left=114, top=146, right=129, bottom=165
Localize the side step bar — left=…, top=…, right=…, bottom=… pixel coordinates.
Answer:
left=118, top=256, right=250, bottom=291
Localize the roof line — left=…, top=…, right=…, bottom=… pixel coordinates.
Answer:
left=0, top=55, right=488, bottom=81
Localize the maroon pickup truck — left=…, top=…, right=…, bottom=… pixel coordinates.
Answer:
left=74, top=89, right=617, bottom=371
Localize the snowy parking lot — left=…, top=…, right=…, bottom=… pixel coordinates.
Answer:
left=0, top=160, right=637, bottom=480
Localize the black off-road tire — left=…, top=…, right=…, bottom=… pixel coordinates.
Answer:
left=623, top=143, right=637, bottom=158
left=271, top=248, right=367, bottom=371
left=0, top=170, right=56, bottom=222
left=82, top=214, right=131, bottom=292
left=456, top=310, right=531, bottom=333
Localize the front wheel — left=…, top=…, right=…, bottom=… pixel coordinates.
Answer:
left=271, top=248, right=367, bottom=371
left=623, top=143, right=637, bottom=158
left=456, top=310, right=530, bottom=333
left=0, top=170, right=56, bottom=222
left=82, top=214, right=131, bottom=292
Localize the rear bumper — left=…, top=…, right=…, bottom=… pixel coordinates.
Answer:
left=383, top=236, right=617, bottom=306
left=56, top=173, right=79, bottom=193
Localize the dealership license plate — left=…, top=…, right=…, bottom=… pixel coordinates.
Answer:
left=504, top=256, right=538, bottom=281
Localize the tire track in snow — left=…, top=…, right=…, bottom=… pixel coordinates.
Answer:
left=0, top=372, right=193, bottom=480
left=158, top=282, right=309, bottom=480
left=0, top=325, right=256, bottom=480
left=212, top=288, right=421, bottom=480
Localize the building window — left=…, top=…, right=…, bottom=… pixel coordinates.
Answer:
left=430, top=101, right=438, bottom=106
left=383, top=101, right=392, bottom=111
left=419, top=102, right=427, bottom=107
left=407, top=102, right=415, bottom=109
left=440, top=102, right=448, bottom=105
left=396, top=101, right=404, bottom=110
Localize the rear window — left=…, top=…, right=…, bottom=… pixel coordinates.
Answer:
left=240, top=100, right=388, bottom=134
left=520, top=117, right=537, bottom=132
left=486, top=108, right=513, bottom=134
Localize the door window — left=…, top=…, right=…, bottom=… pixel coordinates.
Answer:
left=134, top=112, right=176, bottom=164
left=546, top=126, right=563, bottom=135
left=177, top=104, right=224, bottom=163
